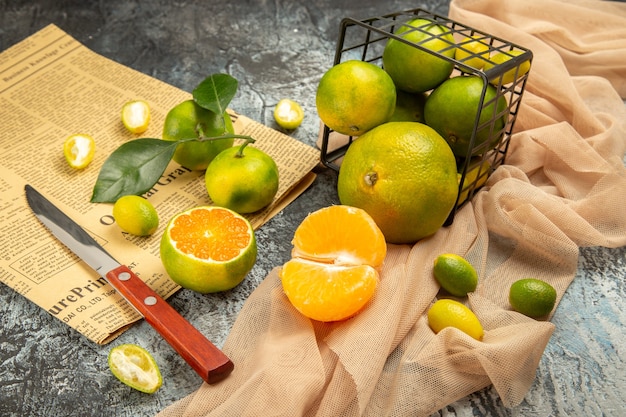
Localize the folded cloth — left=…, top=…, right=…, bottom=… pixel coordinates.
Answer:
left=157, top=0, right=626, bottom=415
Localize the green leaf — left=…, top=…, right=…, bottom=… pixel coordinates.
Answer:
left=91, top=138, right=178, bottom=203
left=192, top=73, right=238, bottom=115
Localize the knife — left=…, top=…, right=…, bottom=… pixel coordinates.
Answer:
left=24, top=184, right=234, bottom=384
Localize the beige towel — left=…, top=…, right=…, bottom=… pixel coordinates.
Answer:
left=157, top=0, right=626, bottom=415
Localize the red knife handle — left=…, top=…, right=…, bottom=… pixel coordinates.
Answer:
left=106, top=265, right=234, bottom=384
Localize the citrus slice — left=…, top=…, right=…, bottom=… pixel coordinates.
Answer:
left=108, top=344, right=162, bottom=394
left=280, top=205, right=387, bottom=322
left=273, top=98, right=304, bottom=130
left=427, top=298, right=484, bottom=341
left=112, top=195, right=159, bottom=236
left=121, top=100, right=151, bottom=134
left=160, top=206, right=257, bottom=293
left=63, top=133, right=95, bottom=169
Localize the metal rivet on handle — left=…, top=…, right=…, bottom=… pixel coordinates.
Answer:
left=144, top=296, right=157, bottom=306
left=118, top=272, right=131, bottom=281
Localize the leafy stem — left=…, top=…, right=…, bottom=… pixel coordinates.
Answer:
left=91, top=73, right=249, bottom=203
left=195, top=128, right=257, bottom=157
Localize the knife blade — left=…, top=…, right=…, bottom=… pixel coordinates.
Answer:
left=24, top=184, right=234, bottom=384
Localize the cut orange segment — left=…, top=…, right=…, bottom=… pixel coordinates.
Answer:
left=281, top=259, right=379, bottom=322
left=63, top=133, right=95, bottom=169
left=121, top=100, right=151, bottom=134
left=291, top=205, right=387, bottom=267
left=160, top=206, right=257, bottom=293
left=280, top=205, right=387, bottom=322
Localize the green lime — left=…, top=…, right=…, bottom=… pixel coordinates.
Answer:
left=316, top=60, right=396, bottom=136
left=433, top=253, right=478, bottom=296
left=162, top=100, right=234, bottom=170
left=205, top=144, right=279, bottom=214
left=424, top=75, right=508, bottom=157
left=509, top=278, right=557, bottom=318
left=108, top=344, right=162, bottom=394
left=382, top=18, right=456, bottom=93
left=389, top=90, right=426, bottom=123
left=112, top=195, right=159, bottom=236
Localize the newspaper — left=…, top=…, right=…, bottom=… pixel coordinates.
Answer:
left=0, top=24, right=320, bottom=344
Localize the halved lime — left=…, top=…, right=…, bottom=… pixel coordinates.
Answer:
left=121, top=100, right=151, bottom=134
left=108, top=344, right=162, bottom=394
left=63, top=133, right=95, bottom=169
left=274, top=98, right=304, bottom=130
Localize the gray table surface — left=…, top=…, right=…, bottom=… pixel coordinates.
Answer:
left=1, top=1, right=625, bottom=416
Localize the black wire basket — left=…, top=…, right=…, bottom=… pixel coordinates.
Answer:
left=319, top=8, right=533, bottom=225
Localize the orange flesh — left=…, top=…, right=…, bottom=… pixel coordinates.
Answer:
left=291, top=205, right=386, bottom=267
left=280, top=205, right=387, bottom=322
left=281, top=259, right=379, bottom=322
left=169, top=208, right=251, bottom=262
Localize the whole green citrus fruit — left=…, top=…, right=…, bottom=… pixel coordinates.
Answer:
left=455, top=35, right=490, bottom=70
left=484, top=50, right=531, bottom=85
left=382, top=18, right=456, bottom=93
left=205, top=145, right=279, bottom=214
left=424, top=75, right=508, bottom=157
left=509, top=278, right=557, bottom=318
left=433, top=253, right=478, bottom=297
left=427, top=298, right=484, bottom=341
left=162, top=100, right=234, bottom=170
left=112, top=195, right=159, bottom=236
left=337, top=121, right=458, bottom=244
left=389, top=90, right=426, bottom=123
left=316, top=60, right=396, bottom=136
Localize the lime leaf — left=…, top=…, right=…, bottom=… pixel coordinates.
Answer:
left=192, top=73, right=238, bottom=116
left=91, top=138, right=178, bottom=203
